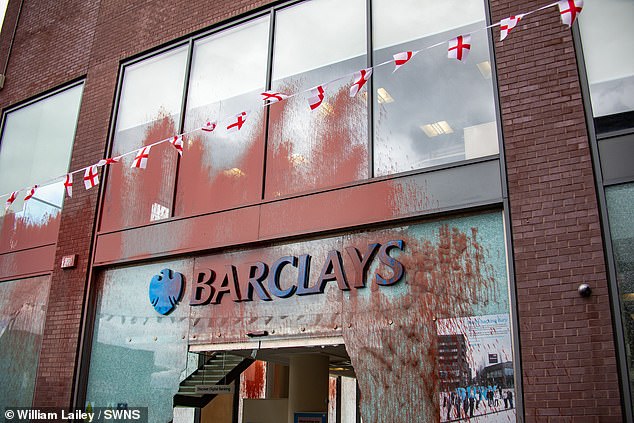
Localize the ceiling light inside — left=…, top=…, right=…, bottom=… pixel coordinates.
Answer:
left=420, top=121, right=454, bottom=137
left=377, top=87, right=394, bottom=104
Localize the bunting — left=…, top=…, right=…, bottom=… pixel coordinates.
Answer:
left=500, top=15, right=523, bottom=41
left=558, top=0, right=583, bottom=27
left=84, top=165, right=99, bottom=190
left=226, top=112, right=248, bottom=133
left=261, top=91, right=289, bottom=104
left=132, top=146, right=151, bottom=169
left=393, top=51, right=416, bottom=72
left=64, top=174, right=73, bottom=197
left=349, top=68, right=373, bottom=97
left=97, top=156, right=121, bottom=167
left=170, top=135, right=184, bottom=156
left=0, top=1, right=587, bottom=213
left=448, top=34, right=471, bottom=61
left=5, top=191, right=18, bottom=210
left=24, top=186, right=37, bottom=202
left=308, top=85, right=326, bottom=110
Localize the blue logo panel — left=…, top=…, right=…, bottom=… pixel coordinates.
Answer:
left=149, top=269, right=184, bottom=315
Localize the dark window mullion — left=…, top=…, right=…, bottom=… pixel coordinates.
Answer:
left=261, top=9, right=276, bottom=200
left=170, top=38, right=195, bottom=218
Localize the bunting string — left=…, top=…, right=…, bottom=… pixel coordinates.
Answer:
left=1, top=1, right=582, bottom=211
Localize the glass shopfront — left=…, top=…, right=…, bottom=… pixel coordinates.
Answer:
left=85, top=210, right=515, bottom=422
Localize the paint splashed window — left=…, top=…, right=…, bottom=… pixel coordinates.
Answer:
left=605, top=183, right=634, bottom=407
left=265, top=0, right=369, bottom=199
left=372, top=0, right=498, bottom=176
left=176, top=16, right=270, bottom=216
left=0, top=83, right=83, bottom=250
left=100, top=46, right=188, bottom=232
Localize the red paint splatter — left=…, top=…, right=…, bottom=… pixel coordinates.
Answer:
left=344, top=222, right=499, bottom=423
left=100, top=113, right=177, bottom=232
left=242, top=360, right=266, bottom=399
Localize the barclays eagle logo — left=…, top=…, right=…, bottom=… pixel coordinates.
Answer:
left=149, top=269, right=184, bottom=315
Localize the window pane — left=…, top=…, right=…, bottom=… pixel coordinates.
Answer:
left=372, top=0, right=498, bottom=176
left=176, top=17, right=270, bottom=216
left=85, top=261, right=196, bottom=422
left=606, top=183, right=634, bottom=406
left=0, top=84, right=83, bottom=250
left=578, top=0, right=634, bottom=117
left=265, top=0, right=368, bottom=199
left=100, top=46, right=187, bottom=231
left=0, top=275, right=51, bottom=408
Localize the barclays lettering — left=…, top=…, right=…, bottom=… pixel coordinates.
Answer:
left=190, top=240, right=405, bottom=306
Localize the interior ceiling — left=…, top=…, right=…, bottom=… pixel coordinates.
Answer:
left=227, top=344, right=355, bottom=377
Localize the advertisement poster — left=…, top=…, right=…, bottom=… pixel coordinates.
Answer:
left=437, top=314, right=516, bottom=422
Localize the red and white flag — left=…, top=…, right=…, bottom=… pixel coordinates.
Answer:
left=308, top=85, right=325, bottom=110
left=448, top=34, right=471, bottom=61
left=261, top=91, right=289, bottom=104
left=500, top=15, right=523, bottom=41
left=201, top=121, right=217, bottom=133
left=64, top=174, right=73, bottom=198
left=5, top=191, right=18, bottom=210
left=132, top=146, right=151, bottom=169
left=84, top=165, right=99, bottom=190
left=24, top=185, right=37, bottom=202
left=170, top=135, right=183, bottom=156
left=97, top=156, right=121, bottom=167
left=393, top=51, right=416, bottom=72
left=349, top=68, right=373, bottom=97
left=226, top=112, right=248, bottom=133
left=558, top=0, right=583, bottom=27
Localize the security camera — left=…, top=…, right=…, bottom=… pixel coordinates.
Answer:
left=577, top=283, right=592, bottom=298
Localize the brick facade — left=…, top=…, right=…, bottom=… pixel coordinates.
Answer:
left=0, top=0, right=627, bottom=420
left=490, top=0, right=622, bottom=421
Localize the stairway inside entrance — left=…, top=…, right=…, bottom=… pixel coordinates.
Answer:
left=173, top=352, right=254, bottom=408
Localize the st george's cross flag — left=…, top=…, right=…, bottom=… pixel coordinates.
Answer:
left=448, top=34, right=471, bottom=61
left=558, top=0, right=583, bottom=27
left=132, top=146, right=151, bottom=169
left=97, top=156, right=121, bottom=167
left=170, top=135, right=184, bottom=156
left=5, top=191, right=18, bottom=210
left=261, top=91, right=289, bottom=104
left=308, top=85, right=326, bottom=110
left=201, top=121, right=217, bottom=133
left=393, top=51, right=417, bottom=72
left=24, top=185, right=38, bottom=202
left=226, top=112, right=248, bottom=133
left=84, top=165, right=99, bottom=190
left=350, top=68, right=373, bottom=97
left=500, top=15, right=523, bottom=41
left=64, top=174, right=73, bottom=197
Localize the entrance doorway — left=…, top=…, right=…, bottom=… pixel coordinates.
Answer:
left=174, top=338, right=360, bottom=423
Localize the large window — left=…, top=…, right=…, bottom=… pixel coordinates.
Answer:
left=0, top=83, right=83, bottom=250
left=176, top=17, right=270, bottom=215
left=578, top=0, right=634, bottom=120
left=0, top=275, right=51, bottom=408
left=372, top=0, right=498, bottom=175
left=102, top=0, right=499, bottom=231
left=605, top=183, right=634, bottom=406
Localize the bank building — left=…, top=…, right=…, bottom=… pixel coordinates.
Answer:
left=0, top=0, right=632, bottom=422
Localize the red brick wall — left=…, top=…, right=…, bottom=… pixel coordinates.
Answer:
left=489, top=1, right=622, bottom=421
